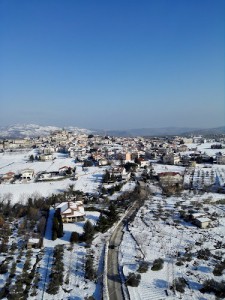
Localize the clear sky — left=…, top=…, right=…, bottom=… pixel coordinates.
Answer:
left=0, top=0, right=224, bottom=130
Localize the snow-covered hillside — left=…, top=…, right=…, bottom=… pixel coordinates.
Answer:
left=0, top=124, right=92, bottom=138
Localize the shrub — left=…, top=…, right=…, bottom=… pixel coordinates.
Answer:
left=126, top=273, right=141, bottom=287
left=176, top=259, right=184, bottom=266
left=200, top=279, right=225, bottom=297
left=213, top=260, right=225, bottom=276
left=173, top=277, right=187, bottom=293
left=151, top=258, right=164, bottom=271
left=0, top=263, right=8, bottom=274
left=70, top=232, right=80, bottom=243
left=197, top=248, right=211, bottom=260
left=137, top=261, right=149, bottom=273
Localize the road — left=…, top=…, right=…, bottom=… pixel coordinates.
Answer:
left=107, top=221, right=124, bottom=300
left=107, top=181, right=148, bottom=300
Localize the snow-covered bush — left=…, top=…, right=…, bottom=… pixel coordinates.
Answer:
left=151, top=258, right=164, bottom=271
left=137, top=261, right=149, bottom=273
left=126, top=272, right=141, bottom=287
left=173, top=277, right=187, bottom=293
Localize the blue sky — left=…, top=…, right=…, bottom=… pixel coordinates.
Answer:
left=0, top=0, right=224, bottom=130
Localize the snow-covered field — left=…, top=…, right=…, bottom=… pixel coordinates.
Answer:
left=0, top=151, right=106, bottom=203
left=30, top=209, right=101, bottom=300
left=119, top=188, right=225, bottom=300
left=185, top=143, right=225, bottom=157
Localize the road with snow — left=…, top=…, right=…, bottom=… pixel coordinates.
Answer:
left=107, top=182, right=149, bottom=300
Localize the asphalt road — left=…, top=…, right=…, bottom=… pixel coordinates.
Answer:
left=107, top=221, right=124, bottom=300
left=107, top=182, right=148, bottom=300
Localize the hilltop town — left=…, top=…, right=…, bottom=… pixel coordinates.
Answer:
left=0, top=128, right=225, bottom=300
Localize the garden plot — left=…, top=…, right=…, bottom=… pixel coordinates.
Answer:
left=120, top=193, right=225, bottom=300
left=184, top=165, right=225, bottom=191
left=0, top=206, right=101, bottom=300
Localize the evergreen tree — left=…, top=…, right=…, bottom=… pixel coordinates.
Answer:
left=82, top=220, right=94, bottom=242
left=52, top=209, right=64, bottom=240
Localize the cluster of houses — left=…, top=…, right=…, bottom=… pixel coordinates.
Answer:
left=1, top=169, right=35, bottom=184
left=0, top=166, right=75, bottom=184
left=1, top=130, right=225, bottom=235
left=1, top=130, right=225, bottom=187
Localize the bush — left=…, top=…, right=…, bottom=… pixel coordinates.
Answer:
left=200, top=279, right=225, bottom=297
left=176, top=259, right=184, bottom=266
left=173, top=277, right=187, bottom=293
left=183, top=252, right=193, bottom=262
left=137, top=261, right=149, bottom=273
left=151, top=258, right=164, bottom=271
left=126, top=273, right=141, bottom=287
left=0, top=263, right=8, bottom=274
left=213, top=260, right=225, bottom=276
left=70, top=231, right=80, bottom=243
left=197, top=248, right=211, bottom=260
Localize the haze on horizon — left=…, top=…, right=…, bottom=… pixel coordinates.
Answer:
left=0, top=0, right=224, bottom=130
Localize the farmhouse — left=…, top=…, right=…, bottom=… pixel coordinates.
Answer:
left=21, top=169, right=35, bottom=180
left=158, top=172, right=183, bottom=186
left=56, top=201, right=85, bottom=223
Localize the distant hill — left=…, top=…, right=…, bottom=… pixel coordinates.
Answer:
left=0, top=124, right=92, bottom=139
left=96, top=126, right=225, bottom=137
left=182, top=126, right=225, bottom=136
left=0, top=124, right=224, bottom=139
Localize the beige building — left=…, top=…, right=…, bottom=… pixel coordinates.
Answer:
left=56, top=201, right=85, bottom=223
left=125, top=152, right=131, bottom=161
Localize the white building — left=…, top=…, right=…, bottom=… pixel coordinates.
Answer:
left=21, top=169, right=35, bottom=180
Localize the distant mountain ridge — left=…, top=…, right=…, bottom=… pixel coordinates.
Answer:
left=0, top=124, right=92, bottom=138
left=0, top=124, right=224, bottom=139
left=98, top=126, right=225, bottom=137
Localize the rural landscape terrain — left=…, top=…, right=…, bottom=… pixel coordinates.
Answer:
left=0, top=124, right=225, bottom=300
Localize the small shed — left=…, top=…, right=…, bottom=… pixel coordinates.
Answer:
left=195, top=217, right=212, bottom=229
